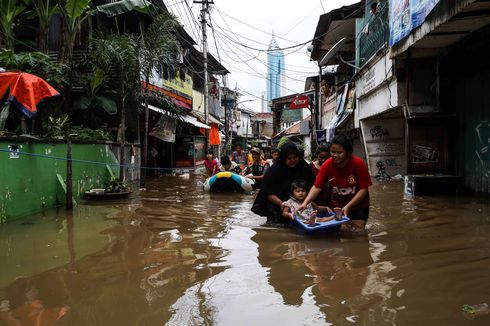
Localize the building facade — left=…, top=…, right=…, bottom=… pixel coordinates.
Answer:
left=267, top=34, right=285, bottom=111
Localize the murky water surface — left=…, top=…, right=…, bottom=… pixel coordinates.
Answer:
left=1, top=174, right=489, bottom=325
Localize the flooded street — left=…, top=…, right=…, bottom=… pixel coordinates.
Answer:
left=1, top=174, right=490, bottom=326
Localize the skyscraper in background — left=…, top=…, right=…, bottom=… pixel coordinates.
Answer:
left=266, top=34, right=285, bottom=112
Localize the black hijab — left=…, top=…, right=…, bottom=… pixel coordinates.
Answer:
left=251, top=142, right=315, bottom=216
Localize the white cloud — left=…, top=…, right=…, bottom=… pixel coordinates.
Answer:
left=168, top=0, right=359, bottom=111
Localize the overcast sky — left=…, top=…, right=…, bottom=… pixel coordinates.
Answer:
left=165, top=0, right=358, bottom=112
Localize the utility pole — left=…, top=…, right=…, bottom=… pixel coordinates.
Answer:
left=223, top=82, right=230, bottom=154
left=196, top=0, right=213, bottom=126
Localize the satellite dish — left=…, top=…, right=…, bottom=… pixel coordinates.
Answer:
left=319, top=37, right=350, bottom=67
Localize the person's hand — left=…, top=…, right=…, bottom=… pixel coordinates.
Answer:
left=342, top=205, right=351, bottom=217
left=309, top=210, right=318, bottom=219
left=296, top=203, right=307, bottom=213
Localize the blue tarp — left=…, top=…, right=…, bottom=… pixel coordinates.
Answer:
left=389, top=0, right=441, bottom=46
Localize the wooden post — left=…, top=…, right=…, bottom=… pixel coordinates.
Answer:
left=66, top=136, right=73, bottom=210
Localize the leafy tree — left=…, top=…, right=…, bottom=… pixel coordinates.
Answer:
left=138, top=13, right=179, bottom=185
left=0, top=50, right=68, bottom=87
left=0, top=0, right=28, bottom=51
left=59, top=0, right=92, bottom=63
left=91, top=33, right=138, bottom=180
left=28, top=0, right=59, bottom=53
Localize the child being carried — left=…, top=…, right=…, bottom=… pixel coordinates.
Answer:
left=282, top=179, right=334, bottom=224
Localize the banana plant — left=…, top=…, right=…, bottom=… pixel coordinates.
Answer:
left=59, top=0, right=92, bottom=63
left=73, top=67, right=117, bottom=116
left=0, top=0, right=29, bottom=51
left=28, top=0, right=59, bottom=53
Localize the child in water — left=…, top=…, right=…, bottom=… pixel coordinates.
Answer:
left=282, top=179, right=334, bottom=224
left=204, top=150, right=219, bottom=177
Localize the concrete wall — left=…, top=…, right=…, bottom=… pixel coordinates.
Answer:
left=355, top=53, right=400, bottom=126
left=0, top=140, right=136, bottom=222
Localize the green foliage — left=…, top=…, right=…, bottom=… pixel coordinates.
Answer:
left=0, top=0, right=28, bottom=50
left=277, top=137, right=291, bottom=150
left=28, top=0, right=60, bottom=52
left=59, top=0, right=92, bottom=62
left=90, top=32, right=139, bottom=96
left=105, top=176, right=128, bottom=193
left=139, top=13, right=179, bottom=81
left=73, top=68, right=118, bottom=115
left=0, top=50, right=68, bottom=87
left=44, top=114, right=71, bottom=139
left=69, top=125, right=112, bottom=141
left=43, top=114, right=112, bottom=141
left=277, top=137, right=304, bottom=151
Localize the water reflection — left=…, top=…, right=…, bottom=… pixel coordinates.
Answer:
left=0, top=177, right=489, bottom=325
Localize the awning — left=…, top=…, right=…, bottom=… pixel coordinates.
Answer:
left=208, top=114, right=223, bottom=126
left=181, top=114, right=210, bottom=129
left=95, top=0, right=153, bottom=17
left=146, top=104, right=210, bottom=129
left=147, top=103, right=166, bottom=114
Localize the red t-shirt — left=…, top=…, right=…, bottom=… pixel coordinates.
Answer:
left=314, top=155, right=372, bottom=208
left=310, top=161, right=332, bottom=206
left=204, top=159, right=219, bottom=176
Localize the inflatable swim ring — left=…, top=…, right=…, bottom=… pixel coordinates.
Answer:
left=203, top=171, right=255, bottom=192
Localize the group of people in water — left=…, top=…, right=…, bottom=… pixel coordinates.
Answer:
left=204, top=144, right=278, bottom=189
left=205, top=133, right=372, bottom=232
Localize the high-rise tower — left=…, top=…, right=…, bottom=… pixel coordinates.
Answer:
left=266, top=34, right=285, bottom=112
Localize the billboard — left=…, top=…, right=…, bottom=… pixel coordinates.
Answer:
left=389, top=0, right=441, bottom=46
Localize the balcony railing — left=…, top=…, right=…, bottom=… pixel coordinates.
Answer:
left=358, top=3, right=389, bottom=68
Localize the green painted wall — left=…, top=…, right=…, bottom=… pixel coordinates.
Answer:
left=0, top=141, right=119, bottom=222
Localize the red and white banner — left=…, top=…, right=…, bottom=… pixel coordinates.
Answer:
left=289, top=95, right=309, bottom=109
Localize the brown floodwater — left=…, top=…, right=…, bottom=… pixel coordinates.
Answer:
left=1, top=173, right=489, bottom=326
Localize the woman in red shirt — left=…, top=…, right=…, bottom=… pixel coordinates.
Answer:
left=298, top=134, right=372, bottom=230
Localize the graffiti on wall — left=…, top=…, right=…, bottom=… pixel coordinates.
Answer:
left=375, top=143, right=404, bottom=155
left=370, top=125, right=390, bottom=139
left=374, top=158, right=403, bottom=180
left=475, top=120, right=490, bottom=177
left=413, top=145, right=439, bottom=163
left=362, top=119, right=406, bottom=178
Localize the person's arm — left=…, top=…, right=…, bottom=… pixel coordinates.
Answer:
left=342, top=188, right=368, bottom=216
left=242, top=166, right=249, bottom=176
left=282, top=205, right=294, bottom=220
left=296, top=185, right=322, bottom=212
left=247, top=174, right=264, bottom=181
left=267, top=194, right=286, bottom=211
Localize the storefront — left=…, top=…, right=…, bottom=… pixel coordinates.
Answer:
left=173, top=136, right=206, bottom=168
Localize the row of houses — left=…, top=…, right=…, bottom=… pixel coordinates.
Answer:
left=270, top=0, right=490, bottom=196
left=0, top=0, right=276, bottom=177
left=0, top=0, right=276, bottom=221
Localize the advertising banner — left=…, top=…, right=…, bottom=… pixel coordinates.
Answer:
left=389, top=0, right=441, bottom=46
left=316, top=129, right=327, bottom=145
left=149, top=115, right=176, bottom=143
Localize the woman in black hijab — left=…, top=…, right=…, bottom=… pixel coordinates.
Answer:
left=251, top=142, right=316, bottom=224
